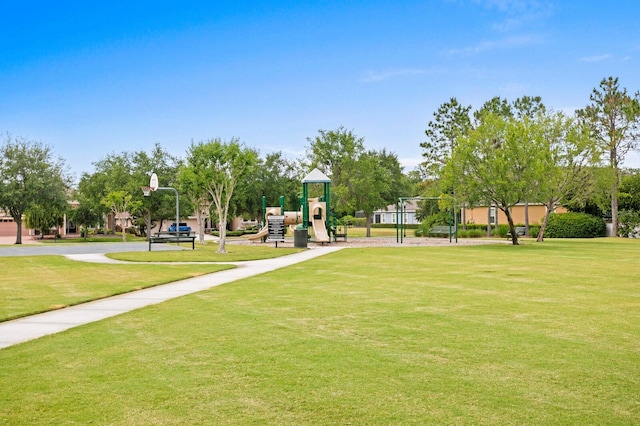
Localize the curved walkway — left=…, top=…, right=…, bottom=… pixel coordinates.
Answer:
left=0, top=246, right=343, bottom=349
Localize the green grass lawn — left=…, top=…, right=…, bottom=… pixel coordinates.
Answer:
left=1, top=239, right=639, bottom=424
left=108, top=241, right=303, bottom=262
left=0, top=256, right=234, bottom=321
left=342, top=227, right=401, bottom=238
left=0, top=243, right=301, bottom=321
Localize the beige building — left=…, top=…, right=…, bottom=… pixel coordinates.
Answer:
left=462, top=204, right=567, bottom=226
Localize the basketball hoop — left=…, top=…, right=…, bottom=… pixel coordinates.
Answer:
left=141, top=186, right=152, bottom=197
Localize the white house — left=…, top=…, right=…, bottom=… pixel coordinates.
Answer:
left=371, top=199, right=420, bottom=225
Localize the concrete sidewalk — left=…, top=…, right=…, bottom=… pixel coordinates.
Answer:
left=0, top=246, right=343, bottom=349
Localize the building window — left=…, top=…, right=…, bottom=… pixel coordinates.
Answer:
left=489, top=207, right=497, bottom=225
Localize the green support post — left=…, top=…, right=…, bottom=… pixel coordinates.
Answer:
left=302, top=182, right=309, bottom=229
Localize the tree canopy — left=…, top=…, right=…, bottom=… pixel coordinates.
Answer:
left=0, top=135, right=69, bottom=244
left=445, top=112, right=541, bottom=244
left=577, top=76, right=640, bottom=234
left=183, top=138, right=258, bottom=253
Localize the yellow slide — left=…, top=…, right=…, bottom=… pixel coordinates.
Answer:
left=247, top=225, right=269, bottom=240
left=312, top=217, right=330, bottom=243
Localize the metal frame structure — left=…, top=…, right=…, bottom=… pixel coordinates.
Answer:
left=395, top=196, right=458, bottom=244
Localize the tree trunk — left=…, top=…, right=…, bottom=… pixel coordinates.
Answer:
left=365, top=214, right=372, bottom=237
left=611, top=149, right=619, bottom=237
left=217, top=219, right=227, bottom=253
left=611, top=173, right=619, bottom=237
left=502, top=206, right=519, bottom=245
left=462, top=202, right=467, bottom=230
left=117, top=211, right=126, bottom=243
left=486, top=208, right=491, bottom=237
left=524, top=200, right=530, bottom=236
left=15, top=218, right=23, bottom=245
left=536, top=204, right=552, bottom=242
left=197, top=208, right=206, bottom=245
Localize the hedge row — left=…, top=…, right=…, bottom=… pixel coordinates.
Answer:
left=544, top=212, right=606, bottom=238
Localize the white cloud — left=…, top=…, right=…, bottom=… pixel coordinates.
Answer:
left=399, top=156, right=423, bottom=171
left=579, top=54, right=613, bottom=63
left=447, top=34, right=544, bottom=55
left=359, top=68, right=428, bottom=83
left=473, top=0, right=554, bottom=15
left=474, top=0, right=555, bottom=33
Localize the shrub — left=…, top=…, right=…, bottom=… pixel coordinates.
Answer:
left=544, top=213, right=606, bottom=238
left=617, top=210, right=640, bottom=237
left=457, top=229, right=485, bottom=238
left=340, top=215, right=356, bottom=226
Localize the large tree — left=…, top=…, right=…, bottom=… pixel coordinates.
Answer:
left=306, top=128, right=409, bottom=233
left=184, top=138, right=258, bottom=254
left=445, top=113, right=540, bottom=245
left=131, top=144, right=181, bottom=238
left=421, top=97, right=472, bottom=178
left=512, top=95, right=547, bottom=235
left=79, top=145, right=181, bottom=240
left=102, top=190, right=140, bottom=242
left=531, top=112, right=599, bottom=241
left=306, top=126, right=364, bottom=216
left=0, top=136, right=69, bottom=244
left=236, top=151, right=303, bottom=220
left=178, top=165, right=212, bottom=245
left=473, top=96, right=513, bottom=123
left=577, top=76, right=640, bottom=234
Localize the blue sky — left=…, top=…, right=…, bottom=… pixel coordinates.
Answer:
left=2, top=1, right=640, bottom=181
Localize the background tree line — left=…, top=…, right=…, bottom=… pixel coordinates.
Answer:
left=1, top=76, right=639, bottom=246
left=420, top=76, right=640, bottom=244
left=0, top=129, right=409, bottom=249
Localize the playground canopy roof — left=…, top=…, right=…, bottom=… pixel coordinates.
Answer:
left=302, top=168, right=331, bottom=183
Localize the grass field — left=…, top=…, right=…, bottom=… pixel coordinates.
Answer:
left=108, top=241, right=303, bottom=262
left=0, top=239, right=639, bottom=424
left=0, top=243, right=302, bottom=321
left=0, top=256, right=234, bottom=322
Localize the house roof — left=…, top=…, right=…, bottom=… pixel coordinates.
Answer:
left=302, top=168, right=331, bottom=183
left=374, top=199, right=420, bottom=214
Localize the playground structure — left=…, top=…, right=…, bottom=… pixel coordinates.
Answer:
left=248, top=168, right=333, bottom=244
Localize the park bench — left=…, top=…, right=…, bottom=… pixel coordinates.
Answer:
left=428, top=225, right=451, bottom=237
left=333, top=225, right=348, bottom=242
left=506, top=226, right=526, bottom=238
left=149, top=232, right=196, bottom=251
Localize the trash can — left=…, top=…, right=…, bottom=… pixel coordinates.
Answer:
left=294, top=228, right=308, bottom=248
